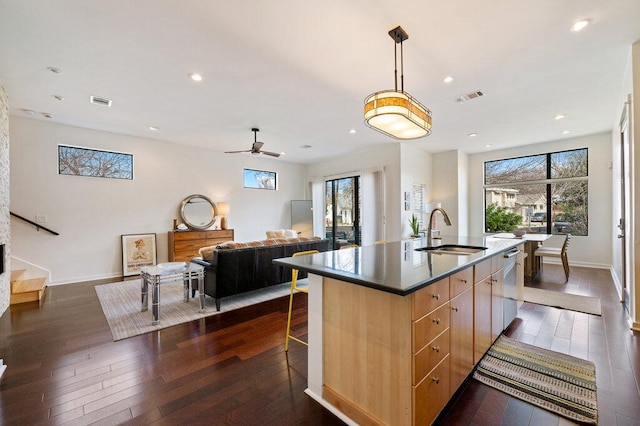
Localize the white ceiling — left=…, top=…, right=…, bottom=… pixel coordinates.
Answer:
left=1, top=0, right=639, bottom=164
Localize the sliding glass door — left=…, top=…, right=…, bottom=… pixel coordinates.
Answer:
left=325, top=176, right=360, bottom=249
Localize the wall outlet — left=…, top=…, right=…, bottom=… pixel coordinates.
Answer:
left=35, top=215, right=47, bottom=223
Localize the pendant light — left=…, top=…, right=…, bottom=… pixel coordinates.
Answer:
left=364, top=26, right=432, bottom=139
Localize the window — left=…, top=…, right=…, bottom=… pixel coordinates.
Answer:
left=484, top=148, right=588, bottom=236
left=243, top=168, right=277, bottom=190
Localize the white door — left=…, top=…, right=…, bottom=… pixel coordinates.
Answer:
left=618, top=96, right=632, bottom=312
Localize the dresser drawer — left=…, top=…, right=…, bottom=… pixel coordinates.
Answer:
left=413, top=328, right=450, bottom=384
left=450, top=267, right=473, bottom=298
left=175, top=239, right=209, bottom=253
left=413, top=301, right=450, bottom=352
left=173, top=231, right=212, bottom=241
left=413, top=277, right=449, bottom=320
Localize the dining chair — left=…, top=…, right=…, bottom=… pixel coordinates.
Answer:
left=284, top=250, right=319, bottom=351
left=534, top=234, right=571, bottom=282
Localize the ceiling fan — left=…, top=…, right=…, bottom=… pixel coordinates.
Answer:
left=225, top=128, right=281, bottom=157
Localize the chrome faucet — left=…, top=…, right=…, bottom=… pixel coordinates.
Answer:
left=427, top=207, right=452, bottom=246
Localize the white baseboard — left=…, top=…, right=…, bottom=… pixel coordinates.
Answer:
left=0, top=359, right=6, bottom=380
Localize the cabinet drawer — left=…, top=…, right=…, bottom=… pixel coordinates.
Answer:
left=413, top=302, right=450, bottom=352
left=413, top=354, right=451, bottom=426
left=491, top=254, right=504, bottom=273
left=413, top=277, right=449, bottom=320
left=450, top=268, right=473, bottom=298
left=474, top=258, right=491, bottom=284
left=413, top=329, right=450, bottom=385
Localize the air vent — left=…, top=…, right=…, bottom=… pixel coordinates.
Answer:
left=456, top=90, right=484, bottom=103
left=90, top=95, right=112, bottom=107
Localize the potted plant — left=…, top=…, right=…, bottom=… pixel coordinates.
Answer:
left=409, top=213, right=421, bottom=238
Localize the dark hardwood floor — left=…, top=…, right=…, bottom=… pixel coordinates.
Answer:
left=438, top=264, right=640, bottom=426
left=0, top=264, right=638, bottom=425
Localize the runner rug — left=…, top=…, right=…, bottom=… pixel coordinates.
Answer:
left=524, top=287, right=602, bottom=316
left=473, top=335, right=597, bottom=424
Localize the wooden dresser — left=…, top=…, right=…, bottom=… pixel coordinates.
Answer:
left=168, top=229, right=234, bottom=261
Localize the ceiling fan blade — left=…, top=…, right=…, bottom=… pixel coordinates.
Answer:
left=224, top=149, right=251, bottom=154
left=261, top=150, right=281, bottom=157
left=252, top=141, right=264, bottom=151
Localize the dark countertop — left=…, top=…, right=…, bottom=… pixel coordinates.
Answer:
left=273, top=236, right=523, bottom=296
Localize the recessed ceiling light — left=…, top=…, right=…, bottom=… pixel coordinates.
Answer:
left=554, top=114, right=566, bottom=120
left=443, top=76, right=454, bottom=83
left=349, top=129, right=356, bottom=134
left=562, top=130, right=571, bottom=135
left=148, top=126, right=159, bottom=131
left=47, top=66, right=62, bottom=74
left=52, top=95, right=64, bottom=101
left=42, top=112, right=53, bottom=118
left=468, top=133, right=478, bottom=137
left=21, top=108, right=36, bottom=115
left=300, top=144, right=312, bottom=149
left=571, top=19, right=591, bottom=32
left=189, top=73, right=203, bottom=82
left=485, top=144, right=492, bottom=148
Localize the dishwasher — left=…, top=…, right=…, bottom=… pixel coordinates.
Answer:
left=503, top=248, right=519, bottom=328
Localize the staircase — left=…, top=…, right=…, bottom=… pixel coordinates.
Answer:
left=10, top=269, right=47, bottom=304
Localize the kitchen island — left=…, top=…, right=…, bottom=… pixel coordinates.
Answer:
left=274, top=236, right=524, bottom=426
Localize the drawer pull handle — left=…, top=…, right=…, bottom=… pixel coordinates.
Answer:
left=452, top=306, right=459, bottom=312
left=432, top=293, right=440, bottom=300
left=432, top=345, right=440, bottom=352
left=459, top=279, right=467, bottom=283
left=492, top=278, right=498, bottom=283
left=432, top=318, right=440, bottom=324
left=432, top=377, right=440, bottom=384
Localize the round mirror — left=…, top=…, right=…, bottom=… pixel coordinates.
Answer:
left=180, top=194, right=217, bottom=230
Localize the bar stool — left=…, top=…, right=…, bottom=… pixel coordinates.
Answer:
left=284, top=250, right=319, bottom=351
left=534, top=234, right=571, bottom=282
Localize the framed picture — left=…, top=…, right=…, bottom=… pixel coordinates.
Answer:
left=121, top=233, right=157, bottom=276
left=243, top=168, right=277, bottom=190
left=58, top=144, right=133, bottom=180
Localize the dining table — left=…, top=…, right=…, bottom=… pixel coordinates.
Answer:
left=487, top=232, right=552, bottom=277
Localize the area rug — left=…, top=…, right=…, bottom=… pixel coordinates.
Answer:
left=95, top=279, right=299, bottom=341
left=474, top=335, right=597, bottom=424
left=524, top=287, right=602, bottom=316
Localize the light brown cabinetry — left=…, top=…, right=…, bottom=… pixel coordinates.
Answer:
left=322, top=251, right=514, bottom=426
left=449, top=284, right=474, bottom=391
left=168, top=229, right=234, bottom=261
left=473, top=254, right=504, bottom=364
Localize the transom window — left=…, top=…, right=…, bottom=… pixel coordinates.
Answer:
left=484, top=148, right=588, bottom=236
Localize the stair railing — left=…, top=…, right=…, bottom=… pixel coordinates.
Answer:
left=10, top=212, right=60, bottom=236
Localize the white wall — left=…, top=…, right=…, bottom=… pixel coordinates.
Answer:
left=9, top=117, right=306, bottom=284
left=469, top=132, right=613, bottom=268
left=305, top=143, right=403, bottom=241
left=400, top=144, right=432, bottom=238
left=431, top=150, right=469, bottom=237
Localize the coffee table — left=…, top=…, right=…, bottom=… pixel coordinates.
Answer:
left=140, top=261, right=205, bottom=325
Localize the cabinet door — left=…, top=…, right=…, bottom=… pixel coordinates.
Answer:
left=474, top=277, right=492, bottom=364
left=491, top=270, right=504, bottom=341
left=450, top=286, right=474, bottom=392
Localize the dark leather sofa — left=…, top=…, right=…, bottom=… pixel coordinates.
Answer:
left=192, top=237, right=330, bottom=311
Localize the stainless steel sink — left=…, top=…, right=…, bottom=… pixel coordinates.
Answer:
left=415, top=244, right=487, bottom=255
